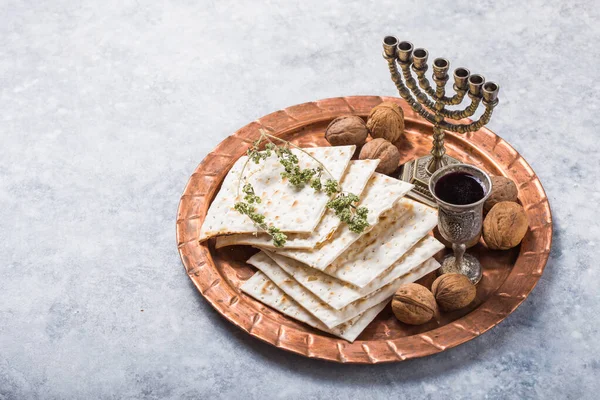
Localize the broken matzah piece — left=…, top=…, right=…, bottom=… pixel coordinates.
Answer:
left=199, top=145, right=355, bottom=242
left=215, top=159, right=379, bottom=250
left=241, top=271, right=387, bottom=343
left=269, top=173, right=414, bottom=269
left=247, top=251, right=440, bottom=328
left=264, top=235, right=444, bottom=309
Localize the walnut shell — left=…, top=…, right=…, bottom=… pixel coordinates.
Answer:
left=325, top=115, right=368, bottom=147
left=358, top=138, right=400, bottom=175
left=366, top=102, right=405, bottom=143
left=484, top=176, right=518, bottom=214
left=431, top=273, right=476, bottom=311
left=391, top=283, right=437, bottom=325
left=434, top=227, right=481, bottom=249
left=483, top=201, right=529, bottom=250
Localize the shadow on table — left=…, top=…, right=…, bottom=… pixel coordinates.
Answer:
left=190, top=221, right=559, bottom=386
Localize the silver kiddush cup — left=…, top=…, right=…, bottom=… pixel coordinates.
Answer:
left=429, top=164, right=492, bottom=284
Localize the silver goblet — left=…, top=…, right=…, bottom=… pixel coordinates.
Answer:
left=429, top=164, right=492, bottom=284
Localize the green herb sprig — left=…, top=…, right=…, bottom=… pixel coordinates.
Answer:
left=234, top=129, right=369, bottom=247
left=326, top=194, right=370, bottom=234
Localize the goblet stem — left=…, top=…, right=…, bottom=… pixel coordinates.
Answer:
left=453, top=243, right=466, bottom=270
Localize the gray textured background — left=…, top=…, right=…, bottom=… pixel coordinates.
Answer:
left=1, top=0, right=599, bottom=399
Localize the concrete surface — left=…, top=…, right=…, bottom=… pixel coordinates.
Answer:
left=1, top=0, right=598, bottom=398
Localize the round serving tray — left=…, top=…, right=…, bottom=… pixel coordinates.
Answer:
left=176, top=96, right=552, bottom=363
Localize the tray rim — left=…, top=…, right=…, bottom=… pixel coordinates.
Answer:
left=176, top=95, right=553, bottom=364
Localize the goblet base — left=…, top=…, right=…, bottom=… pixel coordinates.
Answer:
left=439, top=253, right=482, bottom=285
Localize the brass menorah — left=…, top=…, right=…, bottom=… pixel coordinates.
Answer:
left=382, top=36, right=500, bottom=207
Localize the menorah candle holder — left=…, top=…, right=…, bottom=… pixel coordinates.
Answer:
left=382, top=36, right=500, bottom=207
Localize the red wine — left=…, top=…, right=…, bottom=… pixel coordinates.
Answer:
left=434, top=172, right=485, bottom=205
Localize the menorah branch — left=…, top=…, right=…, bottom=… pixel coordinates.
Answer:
left=433, top=61, right=447, bottom=101
left=415, top=70, right=436, bottom=98
left=414, top=69, right=467, bottom=105
left=385, top=56, right=437, bottom=125
left=398, top=62, right=436, bottom=110
left=452, top=102, right=496, bottom=133
left=443, top=97, right=481, bottom=120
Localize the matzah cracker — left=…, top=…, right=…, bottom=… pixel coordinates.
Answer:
left=320, top=198, right=439, bottom=288
left=269, top=173, right=414, bottom=269
left=241, top=271, right=387, bottom=342
left=248, top=251, right=440, bottom=328
left=265, top=236, right=444, bottom=309
left=199, top=145, right=355, bottom=241
left=215, top=160, right=379, bottom=249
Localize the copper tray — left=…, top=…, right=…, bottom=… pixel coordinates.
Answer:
left=176, top=96, right=552, bottom=363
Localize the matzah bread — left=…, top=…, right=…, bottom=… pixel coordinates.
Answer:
left=199, top=145, right=355, bottom=242
left=248, top=251, right=440, bottom=328
left=215, top=160, right=379, bottom=249
left=270, top=173, right=414, bottom=269
left=319, top=199, right=439, bottom=287
left=265, top=236, right=444, bottom=309
left=241, top=271, right=387, bottom=342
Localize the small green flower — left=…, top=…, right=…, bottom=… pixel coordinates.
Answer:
left=242, top=183, right=261, bottom=204
left=324, top=179, right=340, bottom=196
left=310, top=178, right=322, bottom=191
left=326, top=194, right=369, bottom=234
left=267, top=226, right=287, bottom=248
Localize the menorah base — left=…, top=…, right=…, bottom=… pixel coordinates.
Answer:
left=398, top=154, right=461, bottom=207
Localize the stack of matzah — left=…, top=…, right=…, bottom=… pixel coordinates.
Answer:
left=200, top=145, right=443, bottom=342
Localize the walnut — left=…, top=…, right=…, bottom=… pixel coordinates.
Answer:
left=359, top=138, right=400, bottom=175
left=434, top=227, right=480, bottom=249
left=431, top=274, right=476, bottom=311
left=325, top=115, right=368, bottom=147
left=483, top=201, right=529, bottom=250
left=484, top=176, right=518, bottom=214
left=366, top=102, right=405, bottom=142
left=392, top=283, right=437, bottom=325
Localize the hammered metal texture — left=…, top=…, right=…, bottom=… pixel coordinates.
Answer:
left=176, top=96, right=552, bottom=364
